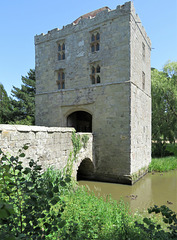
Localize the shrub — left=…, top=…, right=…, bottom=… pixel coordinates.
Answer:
left=135, top=205, right=177, bottom=239
left=0, top=146, right=70, bottom=239
left=48, top=188, right=144, bottom=240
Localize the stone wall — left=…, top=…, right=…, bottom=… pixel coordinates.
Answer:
left=0, top=125, right=93, bottom=179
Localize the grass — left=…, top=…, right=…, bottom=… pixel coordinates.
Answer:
left=149, top=156, right=177, bottom=172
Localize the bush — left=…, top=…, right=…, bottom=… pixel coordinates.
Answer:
left=48, top=188, right=144, bottom=240
left=1, top=146, right=176, bottom=239
left=152, top=142, right=174, bottom=158
left=135, top=205, right=177, bottom=239
left=0, top=146, right=70, bottom=239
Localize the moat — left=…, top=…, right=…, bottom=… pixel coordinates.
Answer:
left=79, top=170, right=177, bottom=213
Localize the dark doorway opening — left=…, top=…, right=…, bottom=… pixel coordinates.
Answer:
left=77, top=158, right=94, bottom=181
left=67, top=111, right=92, bottom=132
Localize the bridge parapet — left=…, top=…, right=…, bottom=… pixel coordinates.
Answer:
left=0, top=125, right=93, bottom=179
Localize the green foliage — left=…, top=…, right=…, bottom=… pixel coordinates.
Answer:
left=48, top=189, right=142, bottom=240
left=0, top=83, right=12, bottom=124
left=166, top=144, right=177, bottom=157
left=152, top=61, right=177, bottom=157
left=1, top=145, right=176, bottom=239
left=0, top=146, right=68, bottom=239
left=148, top=156, right=177, bottom=172
left=135, top=205, right=177, bottom=239
left=10, top=69, right=35, bottom=125
left=66, top=132, right=89, bottom=177
left=71, top=131, right=82, bottom=158
left=81, top=134, right=89, bottom=149
left=152, top=142, right=173, bottom=158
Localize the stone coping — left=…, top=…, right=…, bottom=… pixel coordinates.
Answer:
left=0, top=124, right=76, bottom=133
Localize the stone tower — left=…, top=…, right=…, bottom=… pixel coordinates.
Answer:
left=35, top=1, right=151, bottom=184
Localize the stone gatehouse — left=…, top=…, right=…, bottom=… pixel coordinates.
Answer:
left=35, top=1, right=151, bottom=184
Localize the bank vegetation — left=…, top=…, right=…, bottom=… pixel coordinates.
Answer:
left=0, top=147, right=176, bottom=240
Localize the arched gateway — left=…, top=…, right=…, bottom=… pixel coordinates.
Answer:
left=67, top=111, right=92, bottom=133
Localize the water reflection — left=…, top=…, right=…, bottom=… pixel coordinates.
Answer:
left=79, top=171, right=177, bottom=213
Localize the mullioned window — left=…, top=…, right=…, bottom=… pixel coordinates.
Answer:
left=56, top=69, right=65, bottom=90
left=58, top=42, right=65, bottom=60
left=90, top=32, right=100, bottom=53
left=90, top=63, right=101, bottom=84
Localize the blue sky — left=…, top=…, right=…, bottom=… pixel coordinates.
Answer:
left=0, top=0, right=177, bottom=95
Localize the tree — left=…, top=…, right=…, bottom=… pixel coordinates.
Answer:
left=10, top=69, right=35, bottom=125
left=151, top=61, right=177, bottom=156
left=0, top=83, right=12, bottom=123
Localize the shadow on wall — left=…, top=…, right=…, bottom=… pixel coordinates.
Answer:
left=77, top=158, right=95, bottom=181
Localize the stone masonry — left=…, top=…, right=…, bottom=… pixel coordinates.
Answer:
left=35, top=1, right=151, bottom=184
left=0, top=125, right=93, bottom=180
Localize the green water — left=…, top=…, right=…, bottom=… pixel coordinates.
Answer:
left=79, top=170, right=177, bottom=213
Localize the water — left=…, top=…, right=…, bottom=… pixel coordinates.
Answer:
left=79, top=171, right=177, bottom=213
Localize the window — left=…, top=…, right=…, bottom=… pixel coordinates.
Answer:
left=56, top=69, right=65, bottom=90
left=58, top=42, right=65, bottom=60
left=90, top=31, right=100, bottom=53
left=142, top=71, right=145, bottom=90
left=142, top=42, right=145, bottom=60
left=90, top=63, right=101, bottom=84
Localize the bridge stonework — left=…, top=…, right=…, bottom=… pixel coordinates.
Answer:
left=34, top=1, right=151, bottom=184
left=0, top=125, right=93, bottom=180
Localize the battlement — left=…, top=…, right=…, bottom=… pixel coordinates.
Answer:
left=35, top=1, right=150, bottom=45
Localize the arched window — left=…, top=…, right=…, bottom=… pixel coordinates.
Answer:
left=90, top=63, right=101, bottom=85
left=96, top=32, right=100, bottom=41
left=56, top=69, right=65, bottom=90
left=96, top=65, right=100, bottom=73
left=58, top=41, right=65, bottom=61
left=96, top=43, right=100, bottom=51
left=97, top=75, right=100, bottom=84
left=91, top=44, right=95, bottom=53
left=90, top=31, right=100, bottom=53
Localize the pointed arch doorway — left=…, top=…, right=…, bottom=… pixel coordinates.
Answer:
left=67, top=111, right=92, bottom=132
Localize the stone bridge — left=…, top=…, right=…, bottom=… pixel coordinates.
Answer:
left=0, top=125, right=94, bottom=180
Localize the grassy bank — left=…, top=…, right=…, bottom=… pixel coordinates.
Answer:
left=149, top=156, right=177, bottom=172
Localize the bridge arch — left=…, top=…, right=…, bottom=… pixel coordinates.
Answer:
left=67, top=110, right=92, bottom=132
left=77, top=158, right=95, bottom=181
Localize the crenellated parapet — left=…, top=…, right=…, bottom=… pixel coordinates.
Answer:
left=35, top=1, right=150, bottom=47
